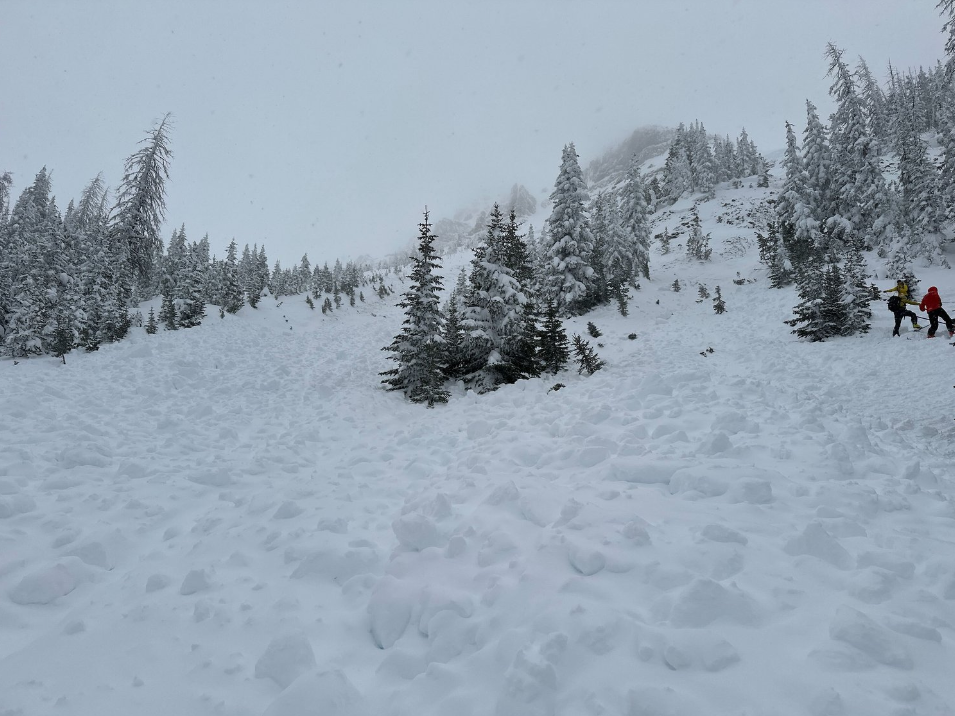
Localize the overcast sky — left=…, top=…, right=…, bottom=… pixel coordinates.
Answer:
left=1, top=1, right=947, bottom=264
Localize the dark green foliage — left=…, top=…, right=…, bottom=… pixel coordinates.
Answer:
left=380, top=210, right=449, bottom=407
left=713, top=286, right=726, bottom=314
left=536, top=299, right=569, bottom=374
left=306, top=295, right=314, bottom=309
left=359, top=291, right=365, bottom=302
left=586, top=321, right=602, bottom=338
left=787, top=255, right=846, bottom=340
left=159, top=291, right=177, bottom=330
left=442, top=295, right=466, bottom=380
left=145, top=307, right=158, bottom=334
left=571, top=334, right=605, bottom=375
left=671, top=279, right=681, bottom=292
left=50, top=310, right=75, bottom=364
left=698, top=284, right=710, bottom=300
left=615, top=285, right=629, bottom=316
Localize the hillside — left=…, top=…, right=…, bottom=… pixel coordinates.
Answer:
left=2, top=173, right=954, bottom=716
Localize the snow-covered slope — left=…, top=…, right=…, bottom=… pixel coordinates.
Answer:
left=2, top=182, right=955, bottom=716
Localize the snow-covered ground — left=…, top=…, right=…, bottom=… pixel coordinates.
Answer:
left=2, top=185, right=955, bottom=716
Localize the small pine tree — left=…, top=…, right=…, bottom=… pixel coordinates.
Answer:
left=586, top=321, right=602, bottom=338
left=571, top=334, right=605, bottom=375
left=322, top=297, right=332, bottom=313
left=305, top=295, right=314, bottom=310
left=660, top=228, right=672, bottom=254
left=50, top=308, right=75, bottom=365
left=713, top=286, right=726, bottom=314
left=380, top=209, right=449, bottom=407
left=615, top=284, right=629, bottom=316
left=536, top=299, right=569, bottom=374
left=671, top=278, right=681, bottom=292
left=359, top=291, right=365, bottom=302
left=145, top=307, right=158, bottom=334
left=159, top=291, right=177, bottom=330
left=698, top=284, right=710, bottom=299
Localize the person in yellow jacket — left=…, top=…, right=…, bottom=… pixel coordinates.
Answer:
left=883, top=279, right=922, bottom=336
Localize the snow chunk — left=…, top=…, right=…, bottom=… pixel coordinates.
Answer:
left=0, top=495, right=36, bottom=519
left=883, top=617, right=942, bottom=642
left=711, top=411, right=760, bottom=435
left=495, top=633, right=567, bottom=716
left=728, top=479, right=773, bottom=504
left=368, top=576, right=417, bottom=649
left=668, top=578, right=759, bottom=628
left=9, top=560, right=86, bottom=605
left=575, top=446, right=610, bottom=468
left=699, top=524, right=748, bottom=545
left=255, top=633, right=317, bottom=689
left=273, top=501, right=305, bottom=520
left=783, top=522, right=853, bottom=570
left=847, top=568, right=897, bottom=604
left=695, top=432, right=733, bottom=456
left=668, top=467, right=728, bottom=497
left=179, top=568, right=213, bottom=595
left=567, top=543, right=606, bottom=576
left=261, top=670, right=368, bottom=716
left=700, top=638, right=740, bottom=672
left=146, top=574, right=171, bottom=593
left=392, top=513, right=442, bottom=551
left=67, top=540, right=116, bottom=570
left=856, top=551, right=915, bottom=579
left=829, top=606, right=912, bottom=669
left=317, top=517, right=349, bottom=534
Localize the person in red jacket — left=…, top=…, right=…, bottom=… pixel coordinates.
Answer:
left=918, top=286, right=954, bottom=338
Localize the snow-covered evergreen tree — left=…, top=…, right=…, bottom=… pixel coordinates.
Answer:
left=825, top=44, right=891, bottom=251
left=541, top=143, right=595, bottom=315
left=380, top=210, right=449, bottom=407
left=222, top=239, right=244, bottom=313
left=685, top=207, right=712, bottom=261
left=619, top=156, right=651, bottom=282
left=108, top=113, right=173, bottom=290
left=461, top=204, right=532, bottom=392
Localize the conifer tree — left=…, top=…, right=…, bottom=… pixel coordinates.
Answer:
left=222, top=239, right=244, bottom=313
left=536, top=299, right=569, bottom=374
left=108, top=113, right=173, bottom=289
left=146, top=306, right=158, bottom=334
left=685, top=207, right=712, bottom=261
left=380, top=210, right=449, bottom=407
left=842, top=244, right=872, bottom=333
left=713, top=285, right=726, bottom=314
left=619, top=156, right=651, bottom=281
left=442, top=292, right=466, bottom=381
left=461, top=204, right=531, bottom=391
left=541, top=144, right=595, bottom=315
left=571, top=334, right=604, bottom=375
left=825, top=45, right=891, bottom=251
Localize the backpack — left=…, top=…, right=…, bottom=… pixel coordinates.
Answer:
left=887, top=295, right=901, bottom=311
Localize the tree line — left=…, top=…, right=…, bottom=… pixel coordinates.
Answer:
left=0, top=115, right=374, bottom=359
